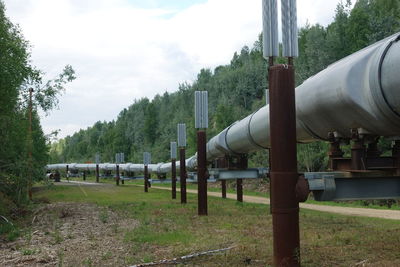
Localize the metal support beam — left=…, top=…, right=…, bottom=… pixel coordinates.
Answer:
left=221, top=180, right=227, bottom=199
left=83, top=170, right=86, bottom=181
left=95, top=164, right=99, bottom=183
left=236, top=179, right=243, bottom=202
left=144, top=165, right=148, bottom=192
left=351, top=130, right=366, bottom=170
left=197, top=130, right=208, bottom=215
left=116, top=164, right=120, bottom=186
left=305, top=172, right=400, bottom=201
left=172, top=159, right=177, bottom=199
left=180, top=148, right=187, bottom=204
left=269, top=64, right=300, bottom=267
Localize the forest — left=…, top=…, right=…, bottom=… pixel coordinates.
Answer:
left=49, top=0, right=400, bottom=172
left=0, top=0, right=75, bottom=211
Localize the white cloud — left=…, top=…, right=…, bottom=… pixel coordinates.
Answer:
left=3, top=0, right=344, bottom=138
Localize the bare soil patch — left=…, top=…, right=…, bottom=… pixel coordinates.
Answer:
left=0, top=202, right=138, bottom=266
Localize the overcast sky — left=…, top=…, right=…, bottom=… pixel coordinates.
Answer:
left=3, top=0, right=347, bottom=139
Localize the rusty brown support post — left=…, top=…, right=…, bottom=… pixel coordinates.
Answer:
left=197, top=130, right=208, bottom=215
left=236, top=179, right=243, bottom=202
left=116, top=164, right=120, bottom=186
left=351, top=131, right=366, bottom=170
left=180, top=148, right=187, bottom=204
left=269, top=64, right=300, bottom=267
left=144, top=165, right=148, bottom=192
left=221, top=180, right=227, bottom=199
left=327, top=133, right=343, bottom=171
left=172, top=159, right=177, bottom=199
left=95, top=164, right=99, bottom=183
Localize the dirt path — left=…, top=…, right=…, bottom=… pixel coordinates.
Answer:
left=59, top=181, right=400, bottom=220
left=151, top=186, right=400, bottom=221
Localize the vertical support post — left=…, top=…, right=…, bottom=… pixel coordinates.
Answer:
left=143, top=152, right=151, bottom=191
left=144, top=165, right=148, bottom=192
left=177, top=123, right=187, bottom=204
left=195, top=90, right=208, bottom=214
left=269, top=64, right=300, bottom=266
left=95, top=153, right=100, bottom=183
left=95, top=164, right=99, bottom=183
left=66, top=164, right=69, bottom=181
left=180, top=148, right=187, bottom=203
left=116, top=165, right=120, bottom=185
left=197, top=130, right=208, bottom=215
left=221, top=180, right=227, bottom=199
left=171, top=141, right=177, bottom=199
left=236, top=179, right=243, bottom=202
left=351, top=131, right=365, bottom=170
left=172, top=159, right=177, bottom=199
left=328, top=133, right=343, bottom=171
left=83, top=170, right=86, bottom=181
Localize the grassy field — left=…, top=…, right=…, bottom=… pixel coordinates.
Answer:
left=64, top=174, right=400, bottom=211
left=19, top=183, right=400, bottom=266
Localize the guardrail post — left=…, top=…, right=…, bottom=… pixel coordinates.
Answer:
left=66, top=164, right=69, bottom=181
left=83, top=170, right=86, bottom=181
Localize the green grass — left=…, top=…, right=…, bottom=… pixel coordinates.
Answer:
left=32, top=183, right=400, bottom=266
left=60, top=175, right=400, bottom=210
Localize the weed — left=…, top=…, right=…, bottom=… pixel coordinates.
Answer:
left=7, top=227, right=20, bottom=241
left=99, top=209, right=109, bottom=223
left=51, top=227, right=63, bottom=244
left=57, top=250, right=64, bottom=267
left=21, top=248, right=36, bottom=255
left=101, top=251, right=112, bottom=260
left=82, top=258, right=93, bottom=267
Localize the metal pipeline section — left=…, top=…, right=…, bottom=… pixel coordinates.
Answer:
left=47, top=33, right=400, bottom=174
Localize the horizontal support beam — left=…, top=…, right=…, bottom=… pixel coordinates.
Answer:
left=305, top=172, right=400, bottom=201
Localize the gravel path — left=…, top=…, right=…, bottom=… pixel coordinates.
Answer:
left=57, top=180, right=400, bottom=220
